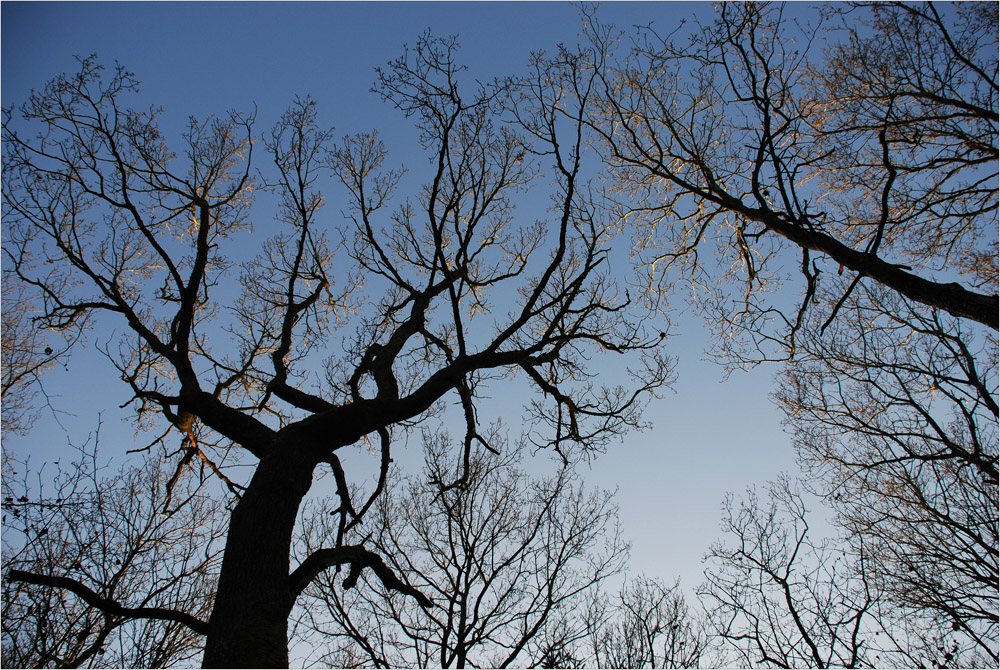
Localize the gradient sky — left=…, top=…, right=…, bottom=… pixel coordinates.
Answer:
left=2, top=1, right=801, bottom=602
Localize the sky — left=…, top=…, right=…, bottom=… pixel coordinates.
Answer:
left=1, top=1, right=803, bottom=605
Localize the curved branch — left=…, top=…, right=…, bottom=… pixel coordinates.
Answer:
left=7, top=569, right=210, bottom=636
left=288, top=545, right=432, bottom=608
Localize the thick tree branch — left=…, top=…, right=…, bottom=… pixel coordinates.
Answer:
left=7, top=569, right=211, bottom=636
left=288, top=545, right=432, bottom=607
left=750, top=204, right=999, bottom=330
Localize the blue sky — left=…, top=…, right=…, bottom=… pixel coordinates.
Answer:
left=2, top=1, right=800, bottom=599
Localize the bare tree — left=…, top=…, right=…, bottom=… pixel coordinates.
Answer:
left=2, top=434, right=225, bottom=668
left=700, top=478, right=887, bottom=669
left=776, top=281, right=998, bottom=485
left=699, top=475, right=995, bottom=668
left=2, top=33, right=668, bottom=666
left=0, top=275, right=82, bottom=435
left=775, top=282, right=999, bottom=665
left=294, top=427, right=627, bottom=668
left=579, top=5, right=998, bottom=665
left=581, top=575, right=706, bottom=669
left=583, top=1, right=996, bottom=356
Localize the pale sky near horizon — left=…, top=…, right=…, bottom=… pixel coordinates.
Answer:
left=2, top=0, right=806, bottom=608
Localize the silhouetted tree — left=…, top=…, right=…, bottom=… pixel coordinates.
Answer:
left=775, top=284, right=999, bottom=665
left=295, top=427, right=627, bottom=668
left=701, top=478, right=881, bottom=668
left=2, top=436, right=225, bottom=668
left=0, top=277, right=81, bottom=435
left=699, top=476, right=993, bottom=668
left=578, top=4, right=997, bottom=664
left=582, top=575, right=706, bottom=668
left=2, top=34, right=668, bottom=667
left=585, top=2, right=996, bottom=348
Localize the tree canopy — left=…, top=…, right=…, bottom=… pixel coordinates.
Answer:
left=2, top=3, right=996, bottom=668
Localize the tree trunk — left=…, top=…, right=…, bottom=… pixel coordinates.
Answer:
left=202, top=448, right=315, bottom=668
